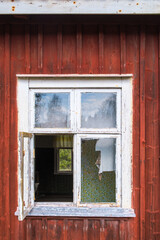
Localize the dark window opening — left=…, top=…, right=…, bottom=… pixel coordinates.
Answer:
left=35, top=135, right=73, bottom=202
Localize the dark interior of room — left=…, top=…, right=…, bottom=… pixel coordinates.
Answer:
left=35, top=135, right=73, bottom=202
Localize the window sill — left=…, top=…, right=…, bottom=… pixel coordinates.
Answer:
left=26, top=205, right=135, bottom=218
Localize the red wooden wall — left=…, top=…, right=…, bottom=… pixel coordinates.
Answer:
left=0, top=15, right=160, bottom=240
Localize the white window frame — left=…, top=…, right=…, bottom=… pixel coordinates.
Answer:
left=16, top=74, right=135, bottom=220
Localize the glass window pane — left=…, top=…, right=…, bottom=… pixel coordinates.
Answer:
left=81, top=92, right=116, bottom=128
left=81, top=138, right=116, bottom=203
left=35, top=93, right=70, bottom=128
left=58, top=148, right=72, bottom=172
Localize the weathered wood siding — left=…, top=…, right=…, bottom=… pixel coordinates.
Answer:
left=0, top=16, right=160, bottom=240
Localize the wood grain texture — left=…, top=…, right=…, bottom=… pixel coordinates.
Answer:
left=25, top=25, right=31, bottom=74
left=0, top=25, right=4, bottom=240
left=126, top=25, right=140, bottom=240
left=10, top=24, right=26, bottom=239
left=145, top=26, right=159, bottom=240
left=139, top=25, right=146, bottom=240
left=38, top=25, right=43, bottom=72
left=104, top=26, right=120, bottom=74
left=77, top=24, right=82, bottom=74
left=2, top=24, right=11, bottom=240
left=0, top=16, right=160, bottom=240
left=120, top=25, right=126, bottom=74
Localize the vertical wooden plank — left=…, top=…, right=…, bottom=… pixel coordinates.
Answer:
left=30, top=219, right=43, bottom=240
left=101, top=220, right=119, bottom=240
left=77, top=24, right=82, bottom=74
left=10, top=24, right=26, bottom=240
left=88, top=220, right=95, bottom=240
left=87, top=220, right=100, bottom=240
left=103, top=25, right=120, bottom=74
left=74, top=219, right=83, bottom=240
left=38, top=25, right=43, bottom=72
left=26, top=219, right=31, bottom=240
left=19, top=220, right=26, bottom=240
left=27, top=219, right=44, bottom=240
left=0, top=25, right=4, bottom=240
left=99, top=25, right=104, bottom=74
left=94, top=220, right=100, bottom=240
left=63, top=219, right=68, bottom=240
left=25, top=25, right=31, bottom=74
left=119, top=220, right=126, bottom=240
left=2, top=24, right=11, bottom=240
left=145, top=26, right=159, bottom=240
left=126, top=25, right=140, bottom=240
left=100, top=219, right=105, bottom=240
left=90, top=220, right=95, bottom=240
left=83, top=219, right=88, bottom=240
left=43, top=25, right=57, bottom=74
left=67, top=219, right=74, bottom=239
left=57, top=25, right=62, bottom=74
left=47, top=220, right=56, bottom=240
left=82, top=25, right=99, bottom=73
left=62, top=25, right=76, bottom=74
left=67, top=219, right=84, bottom=240
left=109, top=221, right=119, bottom=240
left=157, top=26, right=160, bottom=240
left=30, top=25, right=38, bottom=73
left=139, top=25, right=146, bottom=240
left=48, top=219, right=64, bottom=240
left=42, top=219, right=47, bottom=240
left=120, top=25, right=126, bottom=74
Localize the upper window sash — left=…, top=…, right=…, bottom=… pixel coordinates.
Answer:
left=29, top=88, right=121, bottom=134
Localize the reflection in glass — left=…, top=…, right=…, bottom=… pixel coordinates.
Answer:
left=81, top=138, right=116, bottom=203
left=58, top=148, right=72, bottom=172
left=35, top=93, right=70, bottom=128
left=81, top=92, right=116, bottom=128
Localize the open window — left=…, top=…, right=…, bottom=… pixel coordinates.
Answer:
left=18, top=132, right=34, bottom=220
left=35, top=135, right=73, bottom=203
left=17, top=75, right=134, bottom=220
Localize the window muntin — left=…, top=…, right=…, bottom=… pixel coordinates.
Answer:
left=17, top=75, right=133, bottom=220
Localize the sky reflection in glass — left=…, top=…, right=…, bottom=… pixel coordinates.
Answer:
left=81, top=92, right=116, bottom=128
left=35, top=93, right=70, bottom=128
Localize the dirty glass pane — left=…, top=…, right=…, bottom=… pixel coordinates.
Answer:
left=81, top=138, right=116, bottom=203
left=81, top=92, right=116, bottom=128
left=58, top=148, right=72, bottom=172
left=35, top=93, right=70, bottom=128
